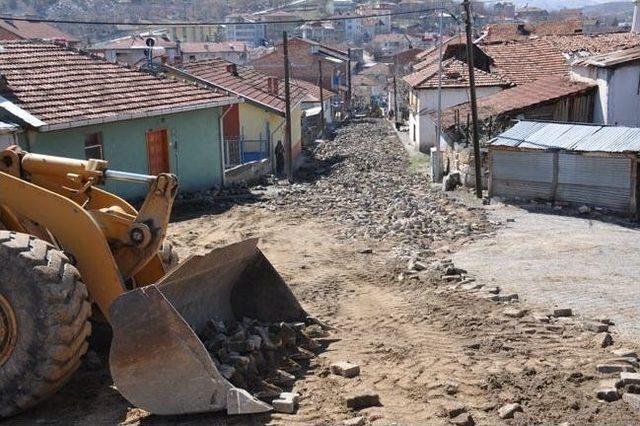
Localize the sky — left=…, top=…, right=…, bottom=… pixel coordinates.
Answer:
left=512, top=0, right=632, bottom=10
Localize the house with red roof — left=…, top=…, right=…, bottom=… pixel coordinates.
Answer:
left=166, top=59, right=308, bottom=176
left=0, top=17, right=79, bottom=47
left=0, top=40, right=240, bottom=198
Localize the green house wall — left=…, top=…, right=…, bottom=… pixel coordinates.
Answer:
left=24, top=108, right=223, bottom=199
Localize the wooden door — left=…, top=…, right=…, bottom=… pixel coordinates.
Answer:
left=146, top=129, right=170, bottom=175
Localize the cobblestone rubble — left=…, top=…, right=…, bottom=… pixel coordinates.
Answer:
left=264, top=119, right=492, bottom=257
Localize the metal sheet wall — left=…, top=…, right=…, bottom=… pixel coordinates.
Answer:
left=490, top=150, right=554, bottom=199
left=556, top=153, right=632, bottom=212
left=489, top=148, right=636, bottom=214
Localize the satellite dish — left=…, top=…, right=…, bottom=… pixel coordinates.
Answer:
left=145, top=37, right=156, bottom=47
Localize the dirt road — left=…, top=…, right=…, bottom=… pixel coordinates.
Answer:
left=8, top=119, right=640, bottom=425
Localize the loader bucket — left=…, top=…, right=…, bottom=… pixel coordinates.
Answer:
left=108, top=238, right=308, bottom=416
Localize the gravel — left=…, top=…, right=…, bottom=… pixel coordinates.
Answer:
left=263, top=119, right=491, bottom=258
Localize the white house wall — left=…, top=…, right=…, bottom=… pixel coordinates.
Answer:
left=571, top=63, right=640, bottom=126
left=607, top=64, right=640, bottom=126
left=410, top=86, right=504, bottom=152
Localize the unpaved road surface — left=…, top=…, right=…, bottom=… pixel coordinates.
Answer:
left=453, top=204, right=640, bottom=343
left=7, top=119, right=640, bottom=425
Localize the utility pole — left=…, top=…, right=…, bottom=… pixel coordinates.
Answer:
left=392, top=73, right=398, bottom=130
left=347, top=48, right=352, bottom=114
left=463, top=0, right=483, bottom=199
left=283, top=31, right=293, bottom=182
left=318, top=60, right=325, bottom=138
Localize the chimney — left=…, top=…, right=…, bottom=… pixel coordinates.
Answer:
left=267, top=77, right=279, bottom=95
left=633, top=0, right=640, bottom=34
left=226, top=63, right=238, bottom=76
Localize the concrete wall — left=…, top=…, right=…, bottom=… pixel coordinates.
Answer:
left=225, top=158, right=271, bottom=185
left=25, top=108, right=224, bottom=199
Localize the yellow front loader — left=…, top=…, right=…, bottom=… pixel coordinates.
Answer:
left=0, top=146, right=307, bottom=417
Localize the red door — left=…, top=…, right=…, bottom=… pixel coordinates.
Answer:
left=146, top=129, right=170, bottom=175
left=223, top=104, right=240, bottom=140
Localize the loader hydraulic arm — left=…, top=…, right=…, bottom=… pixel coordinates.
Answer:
left=0, top=146, right=179, bottom=318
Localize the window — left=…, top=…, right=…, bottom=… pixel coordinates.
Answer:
left=84, top=132, right=103, bottom=160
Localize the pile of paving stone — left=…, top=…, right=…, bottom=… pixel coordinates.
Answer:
left=199, top=317, right=324, bottom=400
left=263, top=119, right=491, bottom=257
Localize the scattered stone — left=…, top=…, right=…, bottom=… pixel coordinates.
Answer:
left=595, top=333, right=614, bottom=348
left=596, top=386, right=620, bottom=402
left=343, top=416, right=365, bottom=426
left=272, top=392, right=299, bottom=414
left=331, top=362, right=361, bottom=378
left=271, top=369, right=296, bottom=387
left=497, top=293, right=519, bottom=302
left=583, top=321, right=609, bottom=333
left=461, top=282, right=484, bottom=291
left=345, top=391, right=381, bottom=410
left=623, top=393, right=640, bottom=412
left=498, top=403, right=523, bottom=419
left=441, top=400, right=466, bottom=418
left=504, top=307, right=528, bottom=318
left=578, top=205, right=591, bottom=214
left=596, top=364, right=636, bottom=374
left=613, top=348, right=638, bottom=358
left=553, top=308, right=573, bottom=318
left=621, top=372, right=640, bottom=386
left=411, top=261, right=427, bottom=271
left=450, top=412, right=475, bottom=426
left=483, top=286, right=501, bottom=295
left=359, top=248, right=373, bottom=254
left=533, top=313, right=550, bottom=323
left=444, top=380, right=460, bottom=395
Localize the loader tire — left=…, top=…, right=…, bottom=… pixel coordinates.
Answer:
left=0, top=231, right=92, bottom=418
left=159, top=241, right=179, bottom=271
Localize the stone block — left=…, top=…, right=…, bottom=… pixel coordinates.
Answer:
left=331, top=361, right=361, bottom=378
left=498, top=403, right=522, bottom=419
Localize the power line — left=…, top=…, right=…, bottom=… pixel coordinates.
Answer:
left=0, top=7, right=459, bottom=27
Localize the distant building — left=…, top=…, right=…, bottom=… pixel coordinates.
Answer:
left=0, top=17, right=79, bottom=47
left=259, top=11, right=301, bottom=43
left=331, top=13, right=362, bottom=43
left=297, top=21, right=336, bottom=43
left=179, top=41, right=248, bottom=64
left=515, top=6, right=549, bottom=22
left=371, top=33, right=419, bottom=56
left=164, top=24, right=218, bottom=43
left=493, top=2, right=515, bottom=20
left=89, top=35, right=179, bottom=67
left=225, top=15, right=266, bottom=46
left=251, top=37, right=351, bottom=95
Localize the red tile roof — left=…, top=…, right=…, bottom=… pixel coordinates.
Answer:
left=404, top=58, right=512, bottom=89
left=541, top=32, right=640, bottom=57
left=291, top=78, right=337, bottom=102
left=174, top=58, right=307, bottom=114
left=0, top=17, right=78, bottom=42
left=438, top=76, right=596, bottom=130
left=0, top=40, right=235, bottom=126
left=481, top=39, right=569, bottom=85
left=483, top=20, right=584, bottom=43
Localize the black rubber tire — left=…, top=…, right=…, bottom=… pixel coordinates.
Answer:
left=159, top=241, right=179, bottom=271
left=0, top=231, right=92, bottom=417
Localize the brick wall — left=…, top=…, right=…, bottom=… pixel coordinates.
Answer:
left=252, top=39, right=347, bottom=92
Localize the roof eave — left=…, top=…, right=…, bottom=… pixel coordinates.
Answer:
left=38, top=97, right=241, bottom=132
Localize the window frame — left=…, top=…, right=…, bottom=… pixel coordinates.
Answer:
left=84, top=131, right=104, bottom=160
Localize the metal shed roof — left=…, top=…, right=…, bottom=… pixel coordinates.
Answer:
left=490, top=121, right=640, bottom=153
